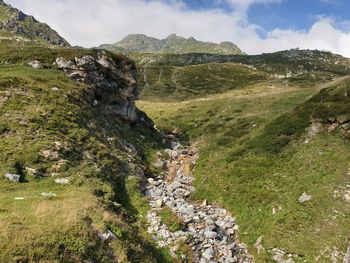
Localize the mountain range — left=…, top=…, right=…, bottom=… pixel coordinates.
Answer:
left=99, top=34, right=244, bottom=55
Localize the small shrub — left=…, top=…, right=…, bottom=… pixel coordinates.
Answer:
left=158, top=207, right=184, bottom=232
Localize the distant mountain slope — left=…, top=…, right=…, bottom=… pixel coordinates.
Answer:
left=129, top=49, right=350, bottom=101
left=100, top=34, right=244, bottom=55
left=0, top=0, right=69, bottom=46
left=132, top=49, right=350, bottom=75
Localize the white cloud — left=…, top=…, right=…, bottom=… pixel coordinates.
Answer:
left=4, top=0, right=350, bottom=57
left=225, top=0, right=282, bottom=10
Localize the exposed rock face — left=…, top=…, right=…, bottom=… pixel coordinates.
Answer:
left=0, top=1, right=70, bottom=46
left=56, top=50, right=153, bottom=126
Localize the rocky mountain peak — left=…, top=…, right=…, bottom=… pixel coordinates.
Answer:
left=100, top=34, right=244, bottom=55
left=0, top=1, right=70, bottom=46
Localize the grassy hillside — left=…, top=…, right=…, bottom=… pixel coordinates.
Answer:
left=0, top=42, right=173, bottom=262
left=138, top=62, right=266, bottom=101
left=138, top=77, right=350, bottom=262
left=128, top=50, right=350, bottom=102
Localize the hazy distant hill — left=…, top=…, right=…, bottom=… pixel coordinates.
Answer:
left=99, top=34, right=244, bottom=55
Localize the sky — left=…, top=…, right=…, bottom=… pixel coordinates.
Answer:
left=5, top=0, right=350, bottom=56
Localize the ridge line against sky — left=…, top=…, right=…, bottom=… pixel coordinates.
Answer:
left=5, top=0, right=350, bottom=57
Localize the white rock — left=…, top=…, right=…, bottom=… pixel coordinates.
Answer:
left=28, top=60, right=42, bottom=69
left=202, top=247, right=214, bottom=260
left=54, top=177, right=70, bottom=184
left=4, top=173, right=21, bottom=182
left=344, top=190, right=350, bottom=203
left=41, top=192, right=57, bottom=198
left=298, top=192, right=312, bottom=203
left=98, top=230, right=116, bottom=241
left=155, top=199, right=163, bottom=208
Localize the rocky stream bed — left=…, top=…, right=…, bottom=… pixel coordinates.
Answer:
left=143, top=141, right=253, bottom=263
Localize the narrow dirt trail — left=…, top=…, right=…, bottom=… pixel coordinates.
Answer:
left=144, top=141, right=252, bottom=263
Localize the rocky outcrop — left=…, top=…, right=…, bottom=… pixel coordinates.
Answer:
left=55, top=50, right=153, bottom=126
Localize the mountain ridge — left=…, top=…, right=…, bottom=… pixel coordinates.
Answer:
left=0, top=0, right=70, bottom=46
left=100, top=33, right=244, bottom=55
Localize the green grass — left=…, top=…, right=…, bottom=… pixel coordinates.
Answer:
left=158, top=207, right=184, bottom=232
left=138, top=78, right=350, bottom=262
left=138, top=63, right=267, bottom=101
left=0, top=43, right=173, bottom=262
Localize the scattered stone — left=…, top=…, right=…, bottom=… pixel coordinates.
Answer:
left=337, top=114, right=350, bottom=124
left=56, top=57, right=77, bottom=70
left=271, top=248, right=294, bottom=263
left=255, top=236, right=264, bottom=254
left=27, top=60, right=42, bottom=69
left=97, top=230, right=116, bottom=241
left=154, top=159, right=165, bottom=168
left=344, top=190, right=350, bottom=203
left=4, top=173, right=20, bottom=182
left=308, top=122, right=324, bottom=137
left=155, top=199, right=163, bottom=208
left=14, top=197, right=24, bottom=200
left=51, top=87, right=59, bottom=91
left=54, top=177, right=70, bottom=184
left=298, top=192, right=312, bottom=203
left=344, top=244, right=350, bottom=263
left=145, top=142, right=252, bottom=262
left=202, top=247, right=214, bottom=260
left=40, top=148, right=59, bottom=161
left=41, top=192, right=57, bottom=198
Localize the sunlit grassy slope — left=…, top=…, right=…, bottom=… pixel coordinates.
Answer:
left=129, top=50, right=350, bottom=102
left=137, top=63, right=267, bottom=101
left=138, top=78, right=350, bottom=262
left=0, top=42, right=173, bottom=262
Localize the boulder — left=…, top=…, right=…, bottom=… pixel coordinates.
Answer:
left=27, top=60, right=42, bottom=69
left=298, top=192, right=312, bottom=203
left=202, top=247, right=214, bottom=260
left=4, top=173, right=20, bottom=182
left=154, top=159, right=165, bottom=168
left=308, top=122, right=324, bottom=137
left=55, top=58, right=77, bottom=70
left=41, top=192, right=57, bottom=198
left=54, top=177, right=70, bottom=184
left=97, top=230, right=116, bottom=241
left=337, top=114, right=350, bottom=124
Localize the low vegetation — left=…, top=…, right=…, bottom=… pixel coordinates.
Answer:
left=137, top=63, right=266, bottom=101
left=158, top=207, right=184, bottom=232
left=138, top=78, right=350, bottom=262
left=0, top=42, right=172, bottom=262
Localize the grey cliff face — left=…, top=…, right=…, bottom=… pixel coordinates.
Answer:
left=56, top=50, right=153, bottom=126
